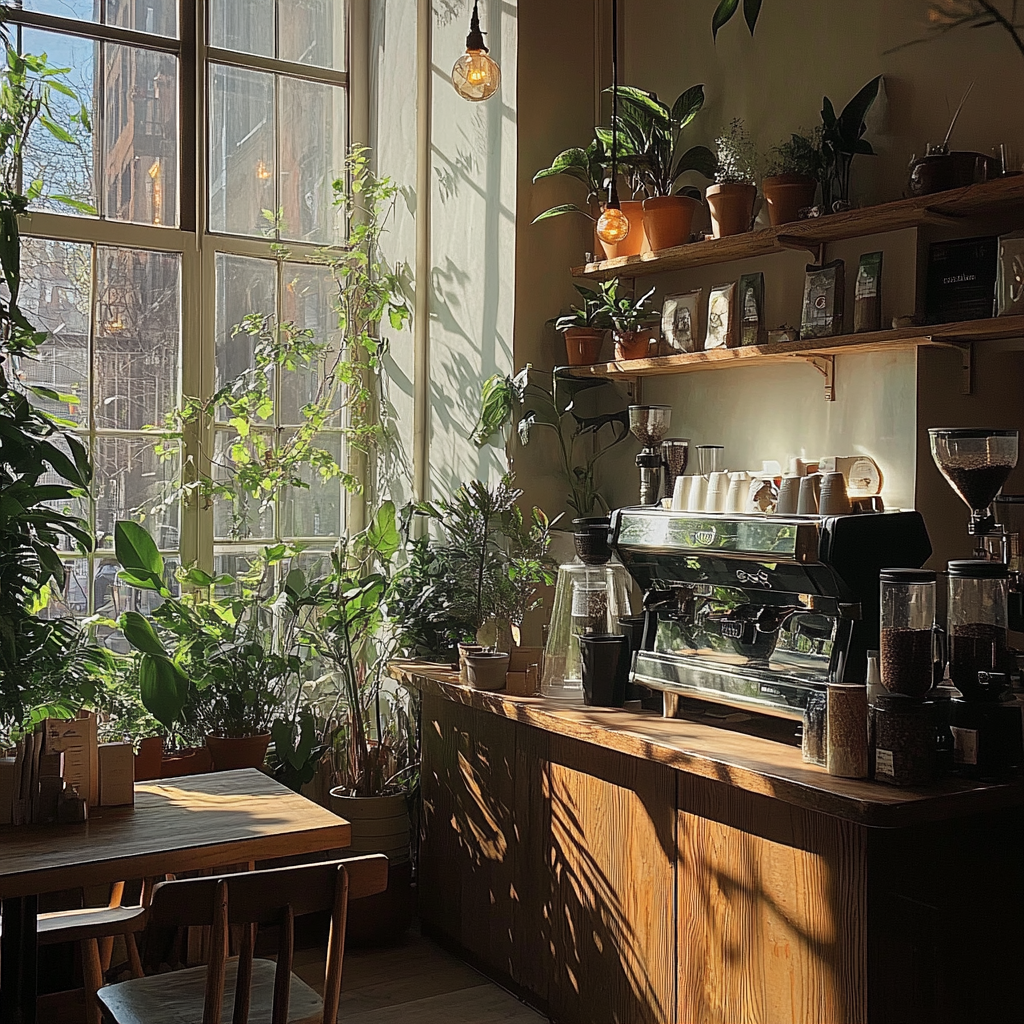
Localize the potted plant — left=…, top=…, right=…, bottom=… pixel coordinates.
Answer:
left=549, top=285, right=613, bottom=366
left=112, top=521, right=295, bottom=771
left=283, top=502, right=417, bottom=943
left=607, top=84, right=717, bottom=251
left=763, top=130, right=822, bottom=226
left=706, top=118, right=760, bottom=237
left=592, top=278, right=659, bottom=361
left=819, top=76, right=882, bottom=212
left=473, top=367, right=630, bottom=521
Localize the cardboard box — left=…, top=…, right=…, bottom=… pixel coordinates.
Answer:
left=99, top=743, right=135, bottom=807
left=44, top=711, right=99, bottom=807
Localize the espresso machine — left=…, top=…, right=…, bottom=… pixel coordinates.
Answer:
left=610, top=507, right=932, bottom=744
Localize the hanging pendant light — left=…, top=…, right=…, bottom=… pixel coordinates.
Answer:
left=452, top=1, right=501, bottom=102
left=596, top=0, right=629, bottom=245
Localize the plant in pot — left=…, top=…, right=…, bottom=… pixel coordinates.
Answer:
left=593, top=278, right=659, bottom=361
left=0, top=28, right=99, bottom=744
left=113, top=521, right=296, bottom=771
left=818, top=75, right=882, bottom=213
left=707, top=118, right=760, bottom=237
left=412, top=475, right=555, bottom=656
left=763, top=130, right=823, bottom=226
left=283, top=501, right=418, bottom=943
left=472, top=366, right=630, bottom=520
left=548, top=285, right=613, bottom=366
left=606, top=84, right=717, bottom=251
left=92, top=653, right=166, bottom=781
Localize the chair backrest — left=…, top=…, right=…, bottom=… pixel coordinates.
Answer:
left=149, top=855, right=388, bottom=1024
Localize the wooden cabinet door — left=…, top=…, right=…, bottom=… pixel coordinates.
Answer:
left=676, top=776, right=868, bottom=1024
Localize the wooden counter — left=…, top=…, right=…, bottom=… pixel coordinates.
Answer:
left=393, top=661, right=1024, bottom=1024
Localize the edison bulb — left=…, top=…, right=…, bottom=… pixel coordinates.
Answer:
left=596, top=204, right=630, bottom=245
left=452, top=49, right=501, bottom=102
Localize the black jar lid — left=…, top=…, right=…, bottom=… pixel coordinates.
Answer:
left=880, top=568, right=936, bottom=584
left=947, top=559, right=1009, bottom=579
left=874, top=691, right=934, bottom=713
left=572, top=516, right=611, bottom=528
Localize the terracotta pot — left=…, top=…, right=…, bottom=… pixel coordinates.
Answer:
left=134, top=735, right=164, bottom=781
left=205, top=732, right=271, bottom=771
left=562, top=327, right=605, bottom=366
left=642, top=195, right=700, bottom=251
left=464, top=651, right=510, bottom=691
left=160, top=745, right=212, bottom=778
left=705, top=182, right=757, bottom=238
left=762, top=174, right=817, bottom=227
left=598, top=199, right=647, bottom=260
left=613, top=329, right=656, bottom=362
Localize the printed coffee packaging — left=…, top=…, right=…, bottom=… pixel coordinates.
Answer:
left=801, top=259, right=845, bottom=339
left=854, top=251, right=882, bottom=333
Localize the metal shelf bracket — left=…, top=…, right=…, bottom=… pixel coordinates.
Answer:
left=804, top=354, right=836, bottom=401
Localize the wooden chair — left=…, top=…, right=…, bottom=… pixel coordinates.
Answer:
left=0, top=882, right=147, bottom=1024
left=95, top=855, right=388, bottom=1024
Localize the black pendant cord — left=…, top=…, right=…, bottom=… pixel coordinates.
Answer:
left=608, top=0, right=620, bottom=210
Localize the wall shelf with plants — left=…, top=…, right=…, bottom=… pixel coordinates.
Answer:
left=571, top=174, right=1024, bottom=280
left=561, top=313, right=1024, bottom=400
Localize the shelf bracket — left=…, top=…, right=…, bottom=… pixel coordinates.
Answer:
left=776, top=235, right=824, bottom=262
left=804, top=354, right=836, bottom=401
left=951, top=340, right=973, bottom=394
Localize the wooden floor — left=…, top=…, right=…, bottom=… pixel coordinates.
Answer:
left=294, top=927, right=549, bottom=1023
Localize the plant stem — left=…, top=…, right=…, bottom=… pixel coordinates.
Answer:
left=977, top=0, right=1024, bottom=61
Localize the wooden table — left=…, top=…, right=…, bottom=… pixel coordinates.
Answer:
left=0, top=769, right=351, bottom=1024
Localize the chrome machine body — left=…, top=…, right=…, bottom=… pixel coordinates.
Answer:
left=611, top=508, right=932, bottom=728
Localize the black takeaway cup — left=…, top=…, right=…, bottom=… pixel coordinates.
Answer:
left=578, top=633, right=629, bottom=707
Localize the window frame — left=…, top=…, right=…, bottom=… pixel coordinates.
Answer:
left=5, top=0, right=358, bottom=592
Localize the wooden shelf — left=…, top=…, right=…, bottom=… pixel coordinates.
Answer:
left=571, top=174, right=1024, bottom=280
left=562, top=315, right=1024, bottom=400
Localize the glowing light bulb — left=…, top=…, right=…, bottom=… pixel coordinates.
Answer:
left=596, top=204, right=630, bottom=245
left=452, top=49, right=500, bottom=102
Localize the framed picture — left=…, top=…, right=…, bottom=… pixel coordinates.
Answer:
left=661, top=289, right=703, bottom=353
left=704, top=282, right=736, bottom=350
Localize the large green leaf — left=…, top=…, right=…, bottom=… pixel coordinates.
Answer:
left=362, top=500, right=401, bottom=562
left=743, top=0, right=764, bottom=34
left=672, top=145, right=718, bottom=184
left=533, top=147, right=592, bottom=187
left=472, top=374, right=514, bottom=447
left=139, top=653, right=188, bottom=730
left=531, top=203, right=590, bottom=225
left=114, top=520, right=165, bottom=589
left=119, top=610, right=169, bottom=657
left=712, top=0, right=740, bottom=38
left=837, top=75, right=881, bottom=145
left=612, top=86, right=670, bottom=127
left=671, top=85, right=705, bottom=129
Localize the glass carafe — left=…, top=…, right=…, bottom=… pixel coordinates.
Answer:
left=541, top=561, right=634, bottom=700
left=879, top=569, right=937, bottom=697
left=947, top=560, right=1012, bottom=700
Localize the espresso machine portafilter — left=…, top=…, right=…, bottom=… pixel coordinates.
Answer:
left=629, top=405, right=672, bottom=505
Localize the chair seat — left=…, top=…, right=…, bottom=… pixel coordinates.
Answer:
left=37, top=905, right=147, bottom=945
left=96, top=956, right=323, bottom=1024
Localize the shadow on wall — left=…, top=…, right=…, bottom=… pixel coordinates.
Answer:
left=424, top=0, right=517, bottom=498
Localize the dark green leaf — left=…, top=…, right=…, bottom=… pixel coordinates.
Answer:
left=120, top=611, right=169, bottom=657
left=712, top=0, right=740, bottom=39
left=743, top=0, right=764, bottom=34
left=531, top=203, right=591, bottom=225
left=139, top=654, right=188, bottom=730
left=670, top=85, right=705, bottom=129
left=672, top=145, right=718, bottom=183
left=115, top=520, right=164, bottom=578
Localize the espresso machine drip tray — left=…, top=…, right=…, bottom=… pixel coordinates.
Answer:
left=633, top=651, right=824, bottom=721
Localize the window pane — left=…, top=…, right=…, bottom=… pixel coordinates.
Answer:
left=278, top=0, right=346, bottom=71
left=208, top=65, right=276, bottom=237
left=20, top=0, right=178, bottom=36
left=107, top=0, right=178, bottom=37
left=94, top=247, right=181, bottom=429
left=14, top=237, right=91, bottom=428
left=93, top=434, right=180, bottom=550
left=278, top=262, right=342, bottom=426
left=39, top=434, right=91, bottom=552
left=95, top=554, right=178, bottom=622
left=280, top=431, right=343, bottom=538
left=215, top=253, right=276, bottom=417
left=40, top=559, right=91, bottom=618
left=279, top=76, right=346, bottom=244
left=212, top=428, right=275, bottom=541
left=102, top=45, right=179, bottom=225
left=210, top=0, right=274, bottom=59
left=22, top=29, right=97, bottom=217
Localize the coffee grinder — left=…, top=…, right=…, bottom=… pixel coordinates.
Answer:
left=928, top=427, right=1023, bottom=775
left=629, top=405, right=672, bottom=505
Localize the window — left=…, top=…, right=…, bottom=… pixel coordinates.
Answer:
left=8, top=0, right=352, bottom=612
